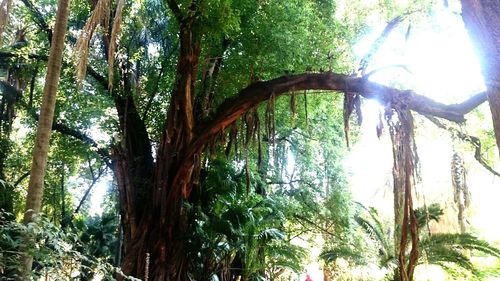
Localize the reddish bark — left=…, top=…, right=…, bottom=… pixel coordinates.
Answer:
left=119, top=7, right=201, bottom=279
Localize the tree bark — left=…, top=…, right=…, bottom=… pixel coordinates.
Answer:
left=461, top=0, right=500, bottom=158
left=119, top=10, right=201, bottom=279
left=21, top=0, right=70, bottom=275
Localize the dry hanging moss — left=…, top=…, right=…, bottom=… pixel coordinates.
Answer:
left=76, top=0, right=124, bottom=87
left=0, top=0, right=12, bottom=43
left=451, top=151, right=470, bottom=233
left=75, top=0, right=110, bottom=82
left=108, top=0, right=124, bottom=89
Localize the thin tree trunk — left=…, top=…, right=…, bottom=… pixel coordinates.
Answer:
left=21, top=0, right=70, bottom=275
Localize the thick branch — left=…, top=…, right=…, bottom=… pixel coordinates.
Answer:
left=0, top=50, right=109, bottom=93
left=165, top=0, right=182, bottom=22
left=448, top=91, right=488, bottom=114
left=19, top=0, right=53, bottom=42
left=174, top=72, right=487, bottom=195
left=73, top=166, right=106, bottom=214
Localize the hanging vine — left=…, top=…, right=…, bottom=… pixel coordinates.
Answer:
left=388, top=109, right=419, bottom=281
left=451, top=151, right=470, bottom=233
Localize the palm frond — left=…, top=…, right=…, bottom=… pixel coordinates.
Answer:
left=422, top=233, right=500, bottom=258
left=420, top=233, right=500, bottom=274
left=258, top=228, right=284, bottom=241
left=414, top=203, right=443, bottom=229
left=320, top=246, right=364, bottom=265
left=354, top=213, right=391, bottom=259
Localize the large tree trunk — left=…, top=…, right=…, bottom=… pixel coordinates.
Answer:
left=119, top=12, right=201, bottom=279
left=114, top=72, right=488, bottom=279
left=461, top=0, right=500, bottom=158
left=21, top=0, right=70, bottom=275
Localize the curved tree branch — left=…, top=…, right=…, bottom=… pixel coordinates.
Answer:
left=173, top=72, right=489, bottom=195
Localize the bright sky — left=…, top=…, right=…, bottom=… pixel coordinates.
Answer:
left=346, top=5, right=500, bottom=281
left=349, top=4, right=485, bottom=208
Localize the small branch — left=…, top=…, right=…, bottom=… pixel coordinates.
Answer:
left=426, top=115, right=500, bottom=177
left=73, top=166, right=106, bottom=214
left=19, top=0, right=53, bottom=42
left=13, top=171, right=30, bottom=186
left=86, top=66, right=108, bottom=89
left=363, top=64, right=412, bottom=79
left=166, top=0, right=183, bottom=22
left=87, top=155, right=95, bottom=179
left=142, top=45, right=178, bottom=122
left=358, top=15, right=407, bottom=74
left=6, top=84, right=113, bottom=166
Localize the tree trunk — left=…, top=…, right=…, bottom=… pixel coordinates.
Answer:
left=119, top=14, right=201, bottom=279
left=21, top=0, right=70, bottom=275
left=461, top=0, right=500, bottom=158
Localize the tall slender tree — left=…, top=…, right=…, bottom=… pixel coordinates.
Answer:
left=21, top=0, right=70, bottom=274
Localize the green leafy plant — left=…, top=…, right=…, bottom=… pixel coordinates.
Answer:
left=321, top=204, right=500, bottom=280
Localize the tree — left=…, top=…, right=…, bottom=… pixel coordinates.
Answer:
left=3, top=1, right=499, bottom=279
left=461, top=0, right=500, bottom=158
left=21, top=0, right=70, bottom=274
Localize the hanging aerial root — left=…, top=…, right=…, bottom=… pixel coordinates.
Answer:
left=343, top=92, right=355, bottom=148
left=0, top=0, right=13, bottom=43
left=389, top=109, right=418, bottom=281
left=225, top=122, right=237, bottom=157
left=108, top=0, right=125, bottom=90
left=75, top=0, right=111, bottom=82
left=290, top=91, right=297, bottom=127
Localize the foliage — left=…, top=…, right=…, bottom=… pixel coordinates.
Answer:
left=0, top=211, right=115, bottom=280
left=329, top=204, right=500, bottom=280
left=187, top=157, right=308, bottom=280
